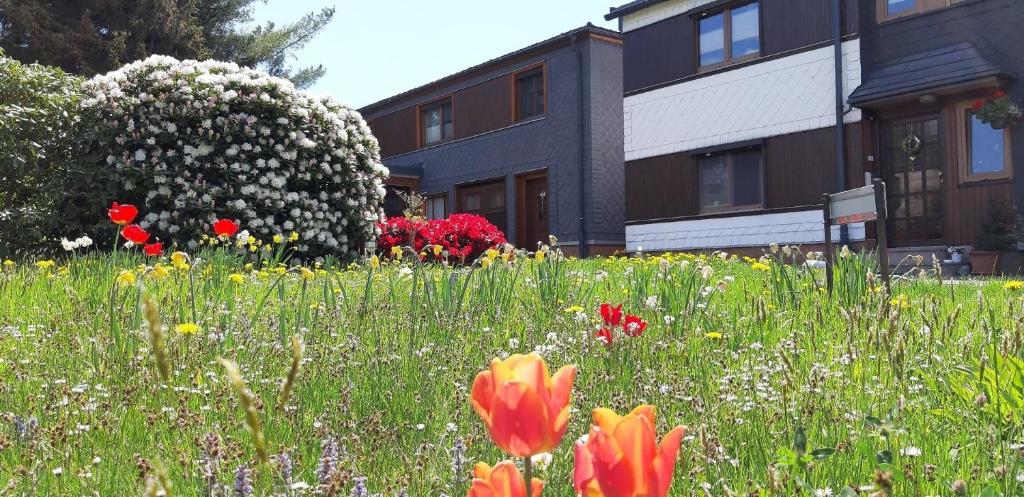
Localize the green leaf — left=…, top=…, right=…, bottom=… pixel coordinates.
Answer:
left=838, top=488, right=858, bottom=497
left=794, top=426, right=807, bottom=454
left=980, top=485, right=1001, bottom=497
left=810, top=448, right=836, bottom=460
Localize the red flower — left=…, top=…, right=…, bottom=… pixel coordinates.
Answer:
left=995, top=89, right=1007, bottom=98
left=600, top=303, right=623, bottom=327
left=595, top=327, right=614, bottom=346
left=623, top=314, right=648, bottom=337
left=143, top=242, right=163, bottom=256
left=972, top=99, right=985, bottom=110
left=108, top=202, right=138, bottom=225
left=121, top=224, right=150, bottom=244
left=213, top=219, right=239, bottom=237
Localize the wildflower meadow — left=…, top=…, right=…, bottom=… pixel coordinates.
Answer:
left=2, top=216, right=1023, bottom=497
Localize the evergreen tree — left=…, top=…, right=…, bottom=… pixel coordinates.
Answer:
left=0, top=0, right=333, bottom=88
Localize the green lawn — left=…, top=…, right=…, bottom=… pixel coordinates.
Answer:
left=0, top=248, right=1020, bottom=496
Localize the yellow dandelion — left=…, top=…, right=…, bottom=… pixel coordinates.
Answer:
left=1004, top=280, right=1024, bottom=291
left=889, top=294, right=910, bottom=309
left=564, top=305, right=584, bottom=314
left=151, top=263, right=170, bottom=280
left=390, top=246, right=403, bottom=258
left=170, top=251, right=190, bottom=271
left=36, top=260, right=56, bottom=270
left=299, top=267, right=315, bottom=280
left=705, top=331, right=724, bottom=340
left=116, top=270, right=136, bottom=287
left=3, top=259, right=14, bottom=269
left=228, top=273, right=245, bottom=284
left=750, top=262, right=771, bottom=272
left=175, top=323, right=201, bottom=335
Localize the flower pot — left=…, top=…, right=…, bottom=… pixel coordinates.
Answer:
left=949, top=252, right=963, bottom=264
left=970, top=250, right=1001, bottom=275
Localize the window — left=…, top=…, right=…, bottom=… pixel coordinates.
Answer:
left=698, top=148, right=763, bottom=213
left=421, top=98, right=453, bottom=145
left=699, top=2, right=760, bottom=69
left=878, top=0, right=969, bottom=22
left=383, top=186, right=411, bottom=218
left=457, top=180, right=507, bottom=234
left=515, top=67, right=545, bottom=121
left=425, top=194, right=447, bottom=220
left=956, top=101, right=1013, bottom=183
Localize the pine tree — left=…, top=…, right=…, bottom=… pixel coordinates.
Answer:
left=0, top=0, right=333, bottom=88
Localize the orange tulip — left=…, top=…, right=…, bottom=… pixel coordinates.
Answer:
left=470, top=353, right=577, bottom=457
left=467, top=461, right=544, bottom=497
left=573, top=405, right=685, bottom=497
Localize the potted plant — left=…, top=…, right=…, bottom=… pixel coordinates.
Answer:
left=973, top=90, right=1022, bottom=129
left=972, top=198, right=1017, bottom=275
left=946, top=246, right=965, bottom=264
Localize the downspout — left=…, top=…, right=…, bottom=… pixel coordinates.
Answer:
left=570, top=32, right=589, bottom=257
left=833, top=0, right=850, bottom=245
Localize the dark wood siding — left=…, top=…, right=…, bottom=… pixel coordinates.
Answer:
left=762, top=0, right=858, bottom=55
left=454, top=75, right=513, bottom=139
left=623, top=15, right=695, bottom=93
left=624, top=152, right=698, bottom=221
left=623, top=0, right=859, bottom=93
left=370, top=107, right=417, bottom=158
left=627, top=124, right=865, bottom=221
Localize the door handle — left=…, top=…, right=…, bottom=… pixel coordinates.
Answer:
left=538, top=191, right=546, bottom=219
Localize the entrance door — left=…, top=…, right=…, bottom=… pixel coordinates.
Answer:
left=517, top=172, right=549, bottom=249
left=881, top=116, right=944, bottom=245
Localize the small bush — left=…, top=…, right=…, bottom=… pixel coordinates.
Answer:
left=376, top=214, right=507, bottom=263
left=78, top=55, right=388, bottom=257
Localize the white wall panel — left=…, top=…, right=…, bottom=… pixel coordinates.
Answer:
left=621, top=0, right=717, bottom=32
left=626, top=209, right=866, bottom=252
left=624, top=40, right=862, bottom=162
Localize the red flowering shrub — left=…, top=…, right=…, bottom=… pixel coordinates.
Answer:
left=376, top=214, right=506, bottom=263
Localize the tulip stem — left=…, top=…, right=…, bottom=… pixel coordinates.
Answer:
left=524, top=456, right=533, bottom=497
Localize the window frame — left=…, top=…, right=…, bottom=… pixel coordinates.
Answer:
left=876, top=0, right=970, bottom=23
left=697, top=147, right=765, bottom=214
left=418, top=96, right=455, bottom=147
left=456, top=178, right=508, bottom=233
left=425, top=193, right=448, bottom=220
left=697, top=1, right=761, bottom=72
left=954, top=100, right=1013, bottom=184
left=513, top=63, right=547, bottom=122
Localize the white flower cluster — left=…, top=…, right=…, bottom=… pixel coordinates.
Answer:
left=81, top=55, right=389, bottom=256
left=61, top=235, right=94, bottom=251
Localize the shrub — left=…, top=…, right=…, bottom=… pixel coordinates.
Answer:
left=376, top=214, right=507, bottom=263
left=0, top=53, right=86, bottom=256
left=78, top=55, right=388, bottom=257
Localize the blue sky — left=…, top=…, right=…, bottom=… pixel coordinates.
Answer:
left=252, top=1, right=618, bottom=109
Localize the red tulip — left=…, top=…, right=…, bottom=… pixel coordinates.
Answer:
left=595, top=327, right=614, bottom=346
left=213, top=218, right=239, bottom=238
left=143, top=242, right=163, bottom=256
left=470, top=353, right=577, bottom=457
left=108, top=202, right=138, bottom=225
left=121, top=224, right=150, bottom=244
left=574, top=405, right=685, bottom=497
left=600, top=303, right=622, bottom=327
left=623, top=315, right=647, bottom=337
left=467, top=461, right=544, bottom=497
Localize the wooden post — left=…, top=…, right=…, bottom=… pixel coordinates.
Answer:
left=822, top=193, right=834, bottom=294
left=872, top=178, right=891, bottom=292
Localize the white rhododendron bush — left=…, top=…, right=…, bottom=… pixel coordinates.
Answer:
left=81, top=55, right=388, bottom=256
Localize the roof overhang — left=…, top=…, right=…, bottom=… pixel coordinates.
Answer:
left=849, top=43, right=1010, bottom=108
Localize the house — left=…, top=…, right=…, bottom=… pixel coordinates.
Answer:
left=360, top=25, right=625, bottom=256
left=606, top=0, right=1022, bottom=259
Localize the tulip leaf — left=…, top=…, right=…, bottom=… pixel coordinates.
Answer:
left=794, top=426, right=807, bottom=454
left=811, top=448, right=836, bottom=459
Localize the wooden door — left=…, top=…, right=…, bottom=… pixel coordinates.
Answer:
left=881, top=115, right=945, bottom=245
left=517, top=172, right=549, bottom=249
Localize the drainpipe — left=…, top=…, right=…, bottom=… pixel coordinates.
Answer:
left=833, top=0, right=850, bottom=245
left=570, top=32, right=589, bottom=257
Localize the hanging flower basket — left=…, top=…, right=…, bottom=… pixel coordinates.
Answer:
left=973, top=90, right=1022, bottom=129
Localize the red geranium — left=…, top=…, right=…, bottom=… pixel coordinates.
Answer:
left=108, top=202, right=138, bottom=225
left=121, top=224, right=150, bottom=244
left=213, top=219, right=240, bottom=238
left=623, top=314, right=648, bottom=337
left=600, top=303, right=623, bottom=327
left=972, top=99, right=985, bottom=110
left=143, top=242, right=163, bottom=256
